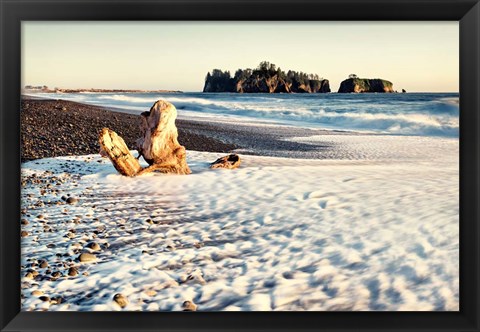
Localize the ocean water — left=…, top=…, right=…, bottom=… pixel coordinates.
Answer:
left=30, top=92, right=459, bottom=137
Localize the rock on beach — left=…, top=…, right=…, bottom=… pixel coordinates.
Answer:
left=78, top=253, right=96, bottom=263
left=113, top=293, right=128, bottom=308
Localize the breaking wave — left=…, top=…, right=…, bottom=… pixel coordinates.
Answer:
left=30, top=92, right=459, bottom=137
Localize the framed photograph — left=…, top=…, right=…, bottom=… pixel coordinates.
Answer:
left=1, top=0, right=479, bottom=331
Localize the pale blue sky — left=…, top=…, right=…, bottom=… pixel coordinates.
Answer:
left=22, top=22, right=459, bottom=92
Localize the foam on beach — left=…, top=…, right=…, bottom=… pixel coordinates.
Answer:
left=20, top=134, right=458, bottom=311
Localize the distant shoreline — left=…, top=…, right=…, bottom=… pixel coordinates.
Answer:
left=22, top=88, right=183, bottom=94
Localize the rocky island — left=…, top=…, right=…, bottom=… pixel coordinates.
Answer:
left=338, top=75, right=394, bottom=93
left=203, top=61, right=330, bottom=93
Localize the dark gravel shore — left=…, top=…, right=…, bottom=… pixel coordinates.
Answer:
left=21, top=97, right=237, bottom=162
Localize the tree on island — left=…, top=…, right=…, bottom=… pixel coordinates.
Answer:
left=234, top=68, right=252, bottom=81
left=204, top=61, right=330, bottom=93
left=338, top=75, right=394, bottom=93
left=204, top=69, right=235, bottom=92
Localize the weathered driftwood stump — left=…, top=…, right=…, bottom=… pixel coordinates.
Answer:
left=99, top=100, right=191, bottom=176
left=98, top=128, right=142, bottom=176
left=136, top=100, right=191, bottom=175
left=210, top=154, right=241, bottom=169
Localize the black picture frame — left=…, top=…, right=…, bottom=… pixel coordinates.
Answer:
left=1, top=0, right=479, bottom=331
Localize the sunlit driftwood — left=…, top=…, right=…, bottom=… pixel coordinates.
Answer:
left=99, top=100, right=191, bottom=176
left=210, top=154, right=241, bottom=169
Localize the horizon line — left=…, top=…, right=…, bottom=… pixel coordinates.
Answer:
left=23, top=88, right=460, bottom=94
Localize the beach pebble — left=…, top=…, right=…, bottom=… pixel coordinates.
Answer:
left=66, top=197, right=78, bottom=204
left=21, top=231, right=29, bottom=237
left=51, top=296, right=64, bottom=304
left=182, top=301, right=197, bottom=311
left=38, top=260, right=49, bottom=268
left=181, top=273, right=206, bottom=285
left=68, top=267, right=79, bottom=276
left=51, top=271, right=63, bottom=278
left=31, top=290, right=43, bottom=296
left=86, top=242, right=101, bottom=251
left=39, top=296, right=50, bottom=302
left=24, top=272, right=34, bottom=279
left=113, top=294, right=128, bottom=308
left=78, top=253, right=96, bottom=263
left=93, top=226, right=106, bottom=234
left=144, top=289, right=157, bottom=297
left=21, top=219, right=29, bottom=225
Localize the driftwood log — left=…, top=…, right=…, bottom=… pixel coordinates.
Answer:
left=99, top=100, right=191, bottom=176
left=98, top=128, right=142, bottom=176
left=210, top=154, right=241, bottom=169
left=136, top=100, right=191, bottom=174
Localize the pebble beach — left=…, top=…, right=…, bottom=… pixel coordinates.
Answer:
left=21, top=97, right=237, bottom=162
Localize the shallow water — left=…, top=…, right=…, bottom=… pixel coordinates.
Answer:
left=29, top=92, right=459, bottom=137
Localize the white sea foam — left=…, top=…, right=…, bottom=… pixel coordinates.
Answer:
left=285, top=134, right=459, bottom=161
left=436, top=97, right=459, bottom=106
left=96, top=94, right=154, bottom=103
left=166, top=96, right=225, bottom=106
left=21, top=134, right=458, bottom=311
